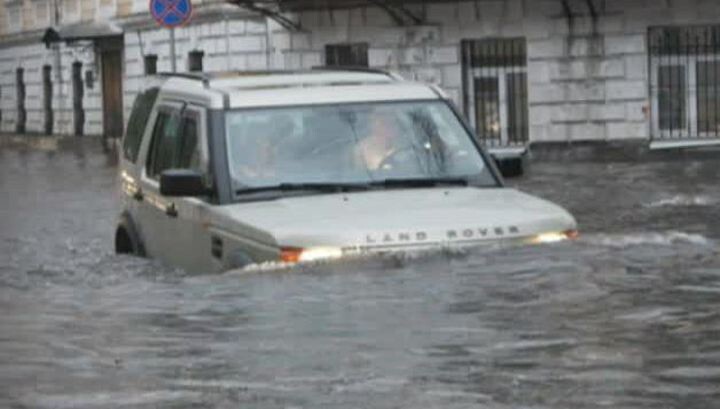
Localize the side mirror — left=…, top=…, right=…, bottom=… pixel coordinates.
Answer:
left=160, top=169, right=209, bottom=197
left=492, top=154, right=525, bottom=178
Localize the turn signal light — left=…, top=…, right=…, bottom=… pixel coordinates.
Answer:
left=280, top=247, right=303, bottom=263
left=565, top=229, right=579, bottom=240
left=280, top=247, right=344, bottom=263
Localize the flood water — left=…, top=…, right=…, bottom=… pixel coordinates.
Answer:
left=1, top=135, right=720, bottom=408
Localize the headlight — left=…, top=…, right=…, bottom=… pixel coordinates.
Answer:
left=530, top=230, right=579, bottom=244
left=280, top=247, right=343, bottom=263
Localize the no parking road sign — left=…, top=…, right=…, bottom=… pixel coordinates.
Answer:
left=151, top=0, right=192, bottom=27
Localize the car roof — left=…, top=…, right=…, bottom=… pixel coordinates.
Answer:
left=151, top=69, right=445, bottom=109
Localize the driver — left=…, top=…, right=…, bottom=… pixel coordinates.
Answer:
left=355, top=110, right=407, bottom=171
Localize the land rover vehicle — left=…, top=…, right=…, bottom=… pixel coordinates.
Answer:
left=115, top=69, right=577, bottom=272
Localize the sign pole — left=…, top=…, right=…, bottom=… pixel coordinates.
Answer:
left=170, top=27, right=177, bottom=73
left=150, top=0, right=192, bottom=73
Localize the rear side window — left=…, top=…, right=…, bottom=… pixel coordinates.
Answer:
left=123, top=88, right=159, bottom=162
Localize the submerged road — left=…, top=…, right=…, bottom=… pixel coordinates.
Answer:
left=1, top=135, right=720, bottom=408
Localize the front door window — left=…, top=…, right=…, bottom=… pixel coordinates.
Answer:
left=146, top=109, right=203, bottom=179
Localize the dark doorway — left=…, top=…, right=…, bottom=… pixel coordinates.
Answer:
left=43, top=65, right=53, bottom=135
left=101, top=46, right=124, bottom=140
left=16, top=68, right=26, bottom=134
left=72, top=61, right=84, bottom=136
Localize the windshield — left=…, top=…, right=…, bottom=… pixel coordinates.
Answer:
left=225, top=100, right=498, bottom=196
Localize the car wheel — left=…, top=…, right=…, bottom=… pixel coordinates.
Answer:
left=115, top=215, right=146, bottom=257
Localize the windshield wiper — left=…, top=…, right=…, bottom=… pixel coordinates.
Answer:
left=236, top=182, right=371, bottom=195
left=369, top=177, right=469, bottom=188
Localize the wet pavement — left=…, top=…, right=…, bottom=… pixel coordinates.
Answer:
left=1, top=135, right=720, bottom=408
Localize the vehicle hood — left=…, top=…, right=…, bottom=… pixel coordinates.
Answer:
left=214, top=187, right=577, bottom=249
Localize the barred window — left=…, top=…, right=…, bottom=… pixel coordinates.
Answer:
left=462, top=38, right=528, bottom=147
left=650, top=25, right=720, bottom=141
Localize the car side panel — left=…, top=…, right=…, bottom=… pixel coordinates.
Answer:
left=118, top=92, right=163, bottom=252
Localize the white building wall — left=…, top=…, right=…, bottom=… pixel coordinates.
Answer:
left=4, top=0, right=720, bottom=143
left=270, top=0, right=720, bottom=143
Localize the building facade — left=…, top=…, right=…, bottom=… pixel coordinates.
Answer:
left=1, top=0, right=720, bottom=149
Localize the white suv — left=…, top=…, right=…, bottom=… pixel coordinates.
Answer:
left=115, top=69, right=577, bottom=272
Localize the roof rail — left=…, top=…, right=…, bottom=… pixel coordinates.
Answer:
left=154, top=72, right=211, bottom=87
left=310, top=66, right=402, bottom=80
left=153, top=68, right=401, bottom=89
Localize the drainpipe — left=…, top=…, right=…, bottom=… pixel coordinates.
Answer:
left=169, top=28, right=177, bottom=72
left=264, top=16, right=272, bottom=69
left=51, top=0, right=64, bottom=134
left=224, top=15, right=231, bottom=70
left=560, top=0, right=574, bottom=144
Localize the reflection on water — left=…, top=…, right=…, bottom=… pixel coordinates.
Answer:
left=1, top=135, right=720, bottom=408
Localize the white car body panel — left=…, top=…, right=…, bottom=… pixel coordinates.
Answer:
left=213, top=187, right=576, bottom=253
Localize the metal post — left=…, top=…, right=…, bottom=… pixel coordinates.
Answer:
left=170, top=28, right=177, bottom=72
left=51, top=0, right=63, bottom=134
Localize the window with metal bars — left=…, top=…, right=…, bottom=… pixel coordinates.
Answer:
left=649, top=25, right=720, bottom=141
left=325, top=43, right=369, bottom=67
left=461, top=38, right=528, bottom=147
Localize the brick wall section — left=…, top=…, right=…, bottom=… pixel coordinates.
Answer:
left=117, top=0, right=133, bottom=17
left=80, top=0, right=96, bottom=22
left=122, top=16, right=269, bottom=121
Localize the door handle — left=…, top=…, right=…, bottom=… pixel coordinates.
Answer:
left=165, top=203, right=178, bottom=218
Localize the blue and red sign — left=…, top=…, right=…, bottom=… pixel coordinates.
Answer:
left=150, top=0, right=192, bottom=27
